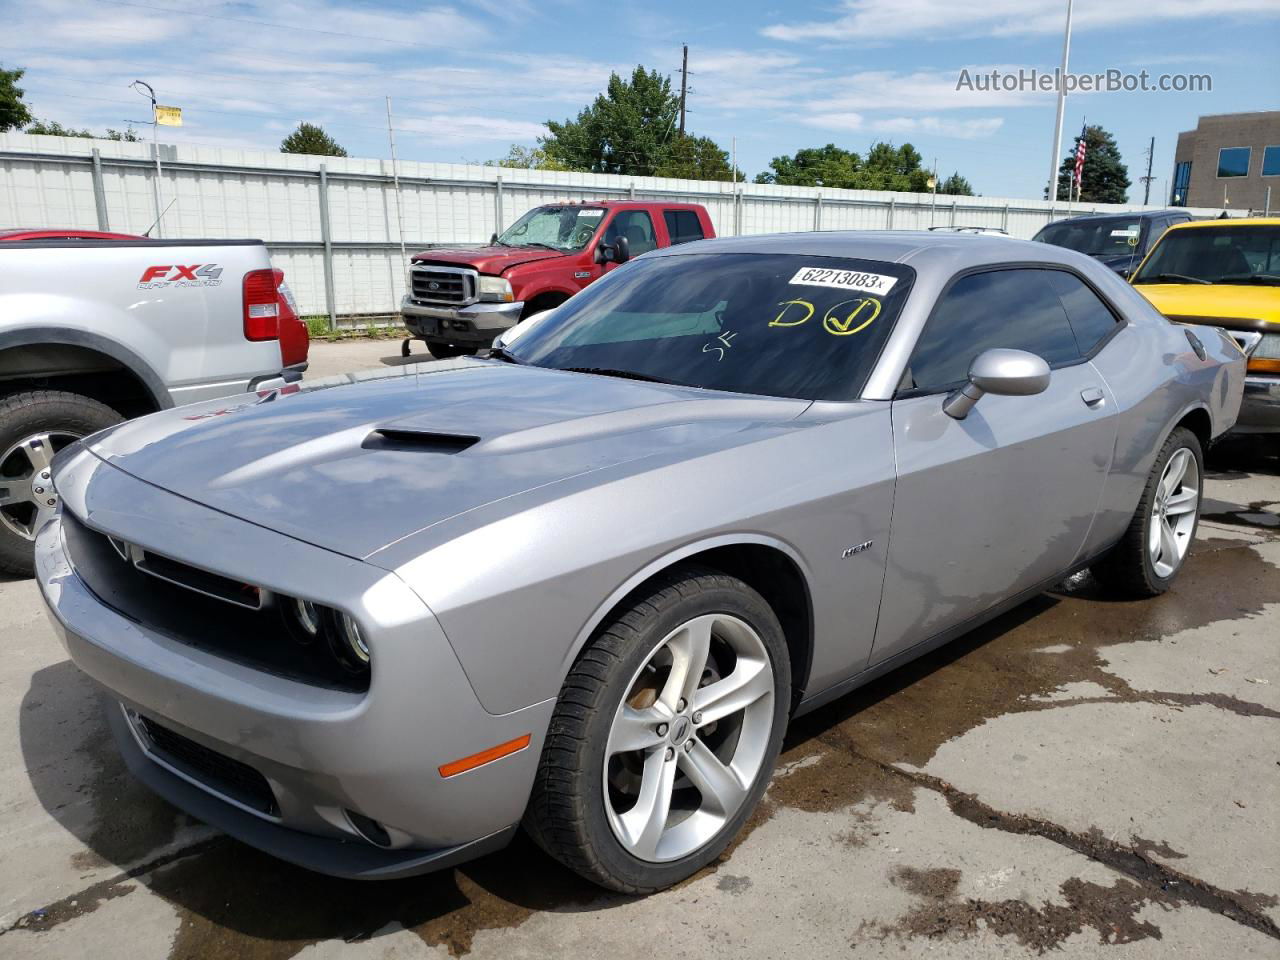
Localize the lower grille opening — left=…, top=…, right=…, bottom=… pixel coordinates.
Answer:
left=134, top=713, right=279, bottom=817
left=345, top=809, right=393, bottom=847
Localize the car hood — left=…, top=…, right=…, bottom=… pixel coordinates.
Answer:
left=410, top=245, right=565, bottom=275
left=86, top=361, right=810, bottom=559
left=1133, top=283, right=1280, bottom=325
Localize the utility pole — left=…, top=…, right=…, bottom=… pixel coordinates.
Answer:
left=679, top=44, right=688, bottom=136
left=130, top=80, right=163, bottom=237
left=1046, top=0, right=1074, bottom=202
left=1140, top=136, right=1155, bottom=205
left=385, top=97, right=408, bottom=286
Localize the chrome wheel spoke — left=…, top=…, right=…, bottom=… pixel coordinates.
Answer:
left=0, top=484, right=26, bottom=507
left=1165, top=489, right=1198, bottom=516
left=694, top=659, right=772, bottom=727
left=609, top=704, right=670, bottom=756
left=660, top=615, right=714, bottom=711
left=678, top=739, right=747, bottom=816
left=617, top=748, right=678, bottom=859
left=19, top=434, right=55, bottom=474
left=1159, top=519, right=1179, bottom=564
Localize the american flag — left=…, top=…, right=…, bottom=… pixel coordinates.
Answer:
left=1073, top=123, right=1088, bottom=187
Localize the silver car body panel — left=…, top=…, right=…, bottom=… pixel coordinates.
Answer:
left=37, top=231, right=1245, bottom=878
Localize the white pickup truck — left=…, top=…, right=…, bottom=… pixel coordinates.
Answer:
left=0, top=229, right=309, bottom=575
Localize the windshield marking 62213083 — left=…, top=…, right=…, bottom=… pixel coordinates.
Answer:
left=503, top=253, right=915, bottom=402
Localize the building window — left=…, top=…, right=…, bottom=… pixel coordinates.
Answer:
left=1263, top=146, right=1280, bottom=177
left=1217, top=147, right=1251, bottom=178
left=1171, top=161, right=1192, bottom=206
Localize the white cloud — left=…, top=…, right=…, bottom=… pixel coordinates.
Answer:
left=397, top=115, right=548, bottom=144
left=762, top=0, right=1279, bottom=42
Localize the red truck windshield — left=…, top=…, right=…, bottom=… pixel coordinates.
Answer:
left=495, top=206, right=605, bottom=253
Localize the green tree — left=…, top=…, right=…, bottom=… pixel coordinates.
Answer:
left=280, top=122, right=347, bottom=157
left=937, top=172, right=974, bottom=196
left=1052, top=124, right=1129, bottom=203
left=754, top=143, right=862, bottom=187
left=25, top=119, right=93, bottom=137
left=542, top=66, right=678, bottom=175
left=654, top=134, right=739, bottom=181
left=105, top=127, right=142, bottom=142
left=486, top=144, right=571, bottom=171
left=0, top=64, right=33, bottom=132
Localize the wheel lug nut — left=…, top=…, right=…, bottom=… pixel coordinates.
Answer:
left=677, top=698, right=687, bottom=712
left=692, top=711, right=703, bottom=724
left=664, top=747, right=674, bottom=761
left=656, top=723, right=668, bottom=736
left=684, top=739, right=694, bottom=752
left=34, top=487, right=44, bottom=495
left=47, top=499, right=56, bottom=506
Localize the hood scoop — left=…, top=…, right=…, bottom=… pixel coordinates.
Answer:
left=364, top=428, right=479, bottom=454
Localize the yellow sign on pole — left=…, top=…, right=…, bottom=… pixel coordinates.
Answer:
left=154, top=105, right=182, bottom=127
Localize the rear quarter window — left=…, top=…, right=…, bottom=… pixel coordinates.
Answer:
left=663, top=210, right=706, bottom=245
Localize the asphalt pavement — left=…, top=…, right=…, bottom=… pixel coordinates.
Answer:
left=1, top=340, right=1276, bottom=958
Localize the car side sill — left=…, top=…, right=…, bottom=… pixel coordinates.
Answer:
left=792, top=548, right=1115, bottom=719
left=108, top=702, right=518, bottom=880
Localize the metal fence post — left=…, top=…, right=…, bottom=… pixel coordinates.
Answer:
left=814, top=192, right=822, bottom=231
left=1002, top=203, right=1010, bottom=232
left=950, top=201, right=957, bottom=226
left=318, top=164, right=338, bottom=332
left=887, top=197, right=895, bottom=229
left=494, top=174, right=504, bottom=234
left=90, top=148, right=109, bottom=230
left=629, top=181, right=636, bottom=200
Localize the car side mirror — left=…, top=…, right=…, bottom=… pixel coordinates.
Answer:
left=595, top=242, right=616, bottom=264
left=942, top=348, right=1051, bottom=420
left=613, top=236, right=631, bottom=264
left=489, top=232, right=498, bottom=246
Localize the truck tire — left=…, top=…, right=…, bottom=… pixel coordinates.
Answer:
left=426, top=342, right=478, bottom=360
left=525, top=565, right=790, bottom=893
left=0, top=390, right=123, bottom=577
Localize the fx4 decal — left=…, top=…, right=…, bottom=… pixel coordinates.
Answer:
left=138, top=264, right=224, bottom=289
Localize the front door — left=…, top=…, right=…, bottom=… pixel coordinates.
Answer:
left=871, top=267, right=1120, bottom=666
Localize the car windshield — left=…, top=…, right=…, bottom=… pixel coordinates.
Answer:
left=496, top=206, right=605, bottom=252
left=502, top=253, right=915, bottom=401
left=1131, top=225, right=1280, bottom=286
left=1033, top=217, right=1145, bottom=257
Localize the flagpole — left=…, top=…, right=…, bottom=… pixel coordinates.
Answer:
left=1047, top=0, right=1074, bottom=202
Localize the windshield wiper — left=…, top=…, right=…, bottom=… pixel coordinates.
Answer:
left=1215, top=273, right=1280, bottom=286
left=486, top=345, right=524, bottom=364
left=516, top=242, right=562, bottom=252
left=1133, top=272, right=1211, bottom=285
left=562, top=366, right=677, bottom=385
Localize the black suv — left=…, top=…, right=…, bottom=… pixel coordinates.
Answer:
left=1032, top=210, right=1194, bottom=277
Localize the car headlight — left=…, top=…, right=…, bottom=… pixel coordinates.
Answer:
left=280, top=598, right=370, bottom=677
left=477, top=275, right=514, bottom=303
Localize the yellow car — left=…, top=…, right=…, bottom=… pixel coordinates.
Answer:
left=1131, top=217, right=1280, bottom=435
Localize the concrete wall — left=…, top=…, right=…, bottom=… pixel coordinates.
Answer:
left=1, top=132, right=1225, bottom=321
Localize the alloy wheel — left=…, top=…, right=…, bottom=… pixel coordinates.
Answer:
left=603, top=613, right=775, bottom=863
left=0, top=431, right=78, bottom=541
left=1149, top=446, right=1199, bottom=579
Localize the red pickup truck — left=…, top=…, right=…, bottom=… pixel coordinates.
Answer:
left=400, top=200, right=715, bottom=358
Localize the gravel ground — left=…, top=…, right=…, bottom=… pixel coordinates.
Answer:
left=0, top=344, right=1276, bottom=959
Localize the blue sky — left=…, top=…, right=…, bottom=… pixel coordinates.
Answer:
left=4, top=0, right=1278, bottom=201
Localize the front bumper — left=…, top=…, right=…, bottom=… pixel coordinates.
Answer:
left=36, top=449, right=553, bottom=878
left=401, top=296, right=523, bottom=345
left=1235, top=375, right=1280, bottom=434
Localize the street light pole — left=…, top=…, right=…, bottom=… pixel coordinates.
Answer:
left=1046, top=0, right=1074, bottom=204
left=131, top=80, right=163, bottom=237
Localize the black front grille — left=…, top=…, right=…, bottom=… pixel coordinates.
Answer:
left=135, top=714, right=279, bottom=817
left=410, top=265, right=473, bottom=304
left=61, top=510, right=369, bottom=693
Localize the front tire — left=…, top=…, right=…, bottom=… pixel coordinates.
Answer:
left=1092, top=426, right=1203, bottom=597
left=425, top=341, right=478, bottom=360
left=0, top=390, right=123, bottom=576
left=526, top=566, right=790, bottom=893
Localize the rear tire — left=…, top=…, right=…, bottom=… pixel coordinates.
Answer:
left=0, top=390, right=123, bottom=577
left=1091, top=426, right=1203, bottom=597
left=525, top=566, right=790, bottom=893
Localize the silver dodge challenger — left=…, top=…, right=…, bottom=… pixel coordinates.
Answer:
left=37, top=232, right=1244, bottom=893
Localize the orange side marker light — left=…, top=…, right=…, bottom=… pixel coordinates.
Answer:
left=438, top=734, right=532, bottom=778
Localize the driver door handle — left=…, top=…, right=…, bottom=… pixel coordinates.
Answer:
left=1081, top=387, right=1106, bottom=407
